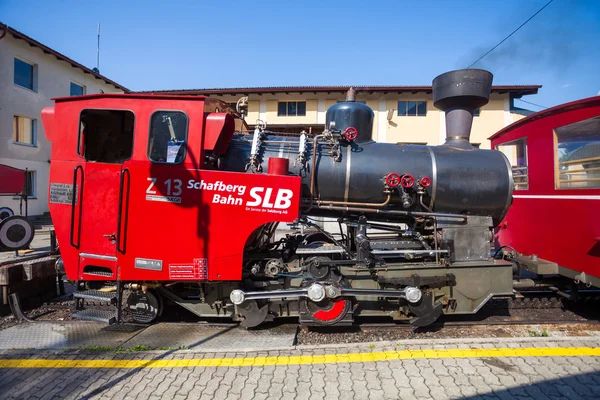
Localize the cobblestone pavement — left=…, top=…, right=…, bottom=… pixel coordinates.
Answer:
left=1, top=337, right=600, bottom=399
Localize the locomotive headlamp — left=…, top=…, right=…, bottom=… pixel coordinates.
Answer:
left=230, top=289, right=246, bottom=305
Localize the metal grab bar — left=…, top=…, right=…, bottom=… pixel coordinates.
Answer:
left=70, top=165, right=83, bottom=248
left=117, top=168, right=130, bottom=254
left=560, top=166, right=600, bottom=174
left=558, top=177, right=600, bottom=183
left=559, top=156, right=600, bottom=166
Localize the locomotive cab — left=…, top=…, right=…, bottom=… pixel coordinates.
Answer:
left=43, top=94, right=300, bottom=287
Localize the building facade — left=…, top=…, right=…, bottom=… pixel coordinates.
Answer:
left=0, top=24, right=127, bottom=216
left=150, top=85, right=540, bottom=149
left=0, top=23, right=541, bottom=217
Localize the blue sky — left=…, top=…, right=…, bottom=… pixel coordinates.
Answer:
left=2, top=0, right=599, bottom=110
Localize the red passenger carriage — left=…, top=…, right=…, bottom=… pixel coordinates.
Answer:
left=492, top=96, right=600, bottom=288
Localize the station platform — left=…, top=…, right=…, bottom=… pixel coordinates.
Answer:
left=0, top=326, right=599, bottom=399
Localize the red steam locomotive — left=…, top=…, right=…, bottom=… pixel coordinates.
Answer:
left=42, top=69, right=518, bottom=327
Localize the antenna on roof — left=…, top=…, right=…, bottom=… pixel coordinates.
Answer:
left=94, top=23, right=100, bottom=74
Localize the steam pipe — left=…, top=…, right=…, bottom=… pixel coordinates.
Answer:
left=305, top=133, right=327, bottom=213
left=419, top=194, right=433, bottom=212
left=315, top=194, right=392, bottom=208
left=312, top=204, right=467, bottom=219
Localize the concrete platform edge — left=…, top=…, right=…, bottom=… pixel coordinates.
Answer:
left=1, top=335, right=600, bottom=356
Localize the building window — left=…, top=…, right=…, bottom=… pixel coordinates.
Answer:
left=555, top=116, right=600, bottom=189
left=70, top=82, right=86, bottom=96
left=473, top=108, right=481, bottom=117
left=278, top=101, right=306, bottom=117
left=23, top=171, right=36, bottom=198
left=79, top=109, right=135, bottom=163
left=227, top=102, right=238, bottom=111
left=398, top=101, right=426, bottom=116
left=13, top=116, right=36, bottom=145
left=14, top=58, right=36, bottom=91
left=497, top=138, right=528, bottom=190
left=148, top=111, right=188, bottom=164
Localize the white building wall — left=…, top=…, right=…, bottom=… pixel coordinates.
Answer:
left=0, top=34, right=123, bottom=216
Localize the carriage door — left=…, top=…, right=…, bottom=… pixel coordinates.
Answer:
left=76, top=109, right=134, bottom=279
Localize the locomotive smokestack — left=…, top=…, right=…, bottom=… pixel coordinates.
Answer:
left=432, top=69, right=493, bottom=148
left=346, top=87, right=356, bottom=102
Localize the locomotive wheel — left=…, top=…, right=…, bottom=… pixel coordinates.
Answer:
left=0, top=216, right=34, bottom=251
left=0, top=207, right=14, bottom=221
left=127, top=290, right=160, bottom=324
left=300, top=297, right=351, bottom=326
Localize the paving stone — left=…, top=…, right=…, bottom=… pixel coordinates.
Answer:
left=1, top=339, right=600, bottom=400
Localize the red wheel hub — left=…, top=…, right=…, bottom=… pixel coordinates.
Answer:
left=400, top=174, right=415, bottom=189
left=343, top=127, right=358, bottom=141
left=385, top=173, right=401, bottom=187
left=313, top=299, right=347, bottom=322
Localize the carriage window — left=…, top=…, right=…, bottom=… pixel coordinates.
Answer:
left=148, top=111, right=188, bottom=164
left=555, top=116, right=600, bottom=189
left=79, top=110, right=134, bottom=163
left=497, top=138, right=528, bottom=190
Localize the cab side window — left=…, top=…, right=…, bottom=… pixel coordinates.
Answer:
left=148, top=111, right=188, bottom=164
left=497, top=138, right=528, bottom=190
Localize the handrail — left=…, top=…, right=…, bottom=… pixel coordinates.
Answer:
left=117, top=168, right=130, bottom=254
left=559, top=177, right=600, bottom=183
left=560, top=156, right=600, bottom=166
left=560, top=166, right=600, bottom=174
left=70, top=165, right=83, bottom=248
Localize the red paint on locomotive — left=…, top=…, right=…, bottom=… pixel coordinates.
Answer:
left=43, top=94, right=300, bottom=283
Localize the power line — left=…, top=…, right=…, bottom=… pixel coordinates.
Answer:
left=467, top=0, right=555, bottom=69
left=516, top=98, right=548, bottom=109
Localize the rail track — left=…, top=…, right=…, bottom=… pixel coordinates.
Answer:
left=29, top=292, right=600, bottom=330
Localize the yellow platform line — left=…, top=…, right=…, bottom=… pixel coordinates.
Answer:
left=1, top=347, right=599, bottom=369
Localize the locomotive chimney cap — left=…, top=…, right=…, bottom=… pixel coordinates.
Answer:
left=433, top=69, right=493, bottom=111
left=432, top=69, right=493, bottom=148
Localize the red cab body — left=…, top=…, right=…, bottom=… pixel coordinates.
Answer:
left=42, top=94, right=300, bottom=282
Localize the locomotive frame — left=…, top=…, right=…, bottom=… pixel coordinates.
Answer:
left=43, top=70, right=518, bottom=327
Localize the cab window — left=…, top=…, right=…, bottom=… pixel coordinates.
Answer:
left=497, top=138, right=528, bottom=190
left=555, top=116, right=600, bottom=189
left=79, top=110, right=134, bottom=163
left=148, top=111, right=188, bottom=164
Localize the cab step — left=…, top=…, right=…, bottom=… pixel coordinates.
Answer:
left=72, top=283, right=122, bottom=325
left=72, top=309, right=116, bottom=324
left=73, top=290, right=117, bottom=303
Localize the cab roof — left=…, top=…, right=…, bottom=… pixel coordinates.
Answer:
left=53, top=93, right=207, bottom=103
left=489, top=96, right=600, bottom=141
